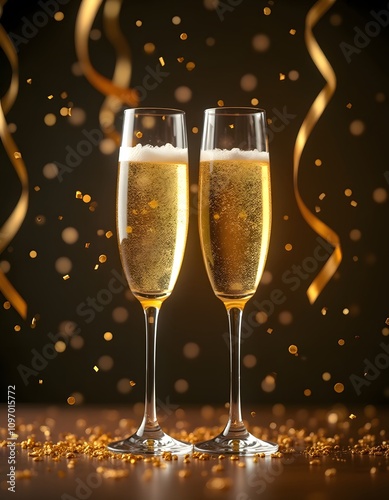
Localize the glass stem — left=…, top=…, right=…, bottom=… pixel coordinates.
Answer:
left=138, top=305, right=161, bottom=435
left=224, top=306, right=246, bottom=435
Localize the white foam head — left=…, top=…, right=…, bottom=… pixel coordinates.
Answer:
left=201, top=148, right=269, bottom=162
left=119, top=143, right=188, bottom=163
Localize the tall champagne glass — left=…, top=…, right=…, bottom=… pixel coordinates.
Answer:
left=195, top=107, right=278, bottom=455
left=108, top=108, right=192, bottom=455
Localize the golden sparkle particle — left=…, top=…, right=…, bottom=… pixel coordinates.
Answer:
left=67, top=396, right=76, bottom=405
left=385, top=318, right=389, bottom=326
left=34, top=185, right=40, bottom=191
left=315, top=206, right=321, bottom=213
left=104, top=332, right=113, bottom=341
left=172, top=16, right=181, bottom=25
left=344, top=188, right=352, bottom=196
left=304, top=389, right=312, bottom=397
left=54, top=11, right=64, bottom=21
left=48, top=95, right=54, bottom=100
left=129, top=380, right=136, bottom=387
left=14, top=325, right=21, bottom=332
left=192, top=127, right=199, bottom=134
left=322, top=372, right=331, bottom=381
left=105, top=231, right=113, bottom=238
left=177, top=57, right=184, bottom=63
left=180, top=33, right=188, bottom=40
left=321, top=307, right=328, bottom=316
left=93, top=366, right=99, bottom=372
left=126, top=226, right=133, bottom=234
left=29, top=250, right=37, bottom=259
left=283, top=215, right=289, bottom=220
left=279, top=73, right=285, bottom=80
left=3, top=301, right=11, bottom=310
left=217, top=100, right=224, bottom=107
left=213, top=214, right=220, bottom=220
left=94, top=264, right=99, bottom=271
left=85, top=242, right=90, bottom=248
left=319, top=193, right=326, bottom=200
left=343, top=308, right=349, bottom=315
left=99, top=254, right=107, bottom=263
left=61, top=91, right=68, bottom=99
left=27, top=78, right=32, bottom=84
left=186, top=62, right=196, bottom=71
left=334, top=382, right=344, bottom=394
left=135, top=131, right=143, bottom=138
left=250, top=411, right=256, bottom=417
left=349, top=413, right=356, bottom=419
left=39, top=379, right=43, bottom=385
left=228, top=124, right=234, bottom=129
left=63, top=274, right=70, bottom=280
left=83, top=194, right=91, bottom=203
left=350, top=200, right=358, bottom=207
left=288, top=345, right=298, bottom=354
left=285, top=243, right=293, bottom=251
left=13, top=151, right=22, bottom=159
left=338, top=339, right=345, bottom=346
left=264, top=7, right=271, bottom=15
left=267, top=328, right=273, bottom=334
left=251, top=98, right=259, bottom=106
left=346, top=102, right=352, bottom=109
left=159, top=57, right=165, bottom=67
left=136, top=20, right=142, bottom=27
left=289, top=29, right=296, bottom=35
left=178, top=469, right=191, bottom=478
left=148, top=199, right=159, bottom=209
left=315, top=159, right=322, bottom=166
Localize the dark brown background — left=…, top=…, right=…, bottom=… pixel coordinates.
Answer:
left=1, top=0, right=388, bottom=408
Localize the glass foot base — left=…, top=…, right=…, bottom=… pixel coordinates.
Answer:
left=108, top=431, right=193, bottom=456
left=194, top=431, right=278, bottom=456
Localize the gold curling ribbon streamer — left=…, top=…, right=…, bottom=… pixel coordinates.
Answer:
left=293, top=0, right=342, bottom=304
left=75, top=0, right=138, bottom=123
left=0, top=24, right=28, bottom=319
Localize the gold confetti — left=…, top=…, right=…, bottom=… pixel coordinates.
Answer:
left=285, top=243, right=293, bottom=251
left=39, top=379, right=43, bottom=385
left=93, top=366, right=99, bottom=372
left=334, top=382, right=344, bottom=393
left=104, top=332, right=113, bottom=341
left=14, top=325, right=21, bottom=332
left=29, top=250, right=37, bottom=258
left=3, top=301, right=11, bottom=310
left=186, top=62, right=195, bottom=71
left=250, top=411, right=256, bottom=417
left=75, top=190, right=82, bottom=199
left=14, top=151, right=22, bottom=159
left=192, top=127, right=199, bottom=134
left=343, top=308, right=349, bottom=315
left=159, top=56, right=165, bottom=66
left=83, top=194, right=91, bottom=203
left=135, top=20, right=142, bottom=27
left=319, top=193, right=326, bottom=200
left=315, top=159, right=322, bottom=166
left=135, top=131, right=143, bottom=138
left=213, top=214, right=220, bottom=220
left=48, top=95, right=54, bottom=99
left=288, top=344, right=298, bottom=354
left=370, top=467, right=377, bottom=475
left=324, top=468, right=336, bottom=477
left=177, top=57, right=184, bottom=63
left=129, top=380, right=136, bottom=387
left=148, top=199, right=159, bottom=209
left=338, top=339, right=345, bottom=346
left=346, top=102, right=352, bottom=109
left=34, top=185, right=40, bottom=191
left=349, top=414, right=356, bottom=419
left=385, top=318, right=389, bottom=325
left=350, top=200, right=357, bottom=207
left=304, top=389, right=312, bottom=396
left=26, top=78, right=32, bottom=84
left=143, top=42, right=155, bottom=54
left=217, top=99, right=224, bottom=107
left=279, top=73, right=285, bottom=80
left=99, top=254, right=107, bottom=263
left=180, top=33, right=188, bottom=40
left=267, top=328, right=273, bottom=334
left=344, top=188, right=352, bottom=197
left=251, top=98, right=259, bottom=106
left=67, top=397, right=76, bottom=405
left=126, top=226, right=133, bottom=234
left=289, top=29, right=296, bottom=35
left=94, top=264, right=99, bottom=270
left=105, top=231, right=113, bottom=238
left=63, top=274, right=70, bottom=280
left=61, top=91, right=68, bottom=99
left=264, top=7, right=271, bottom=15
left=321, top=307, right=328, bottom=315
left=85, top=242, right=90, bottom=248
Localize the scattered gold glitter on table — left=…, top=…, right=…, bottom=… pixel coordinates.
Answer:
left=47, top=94, right=54, bottom=99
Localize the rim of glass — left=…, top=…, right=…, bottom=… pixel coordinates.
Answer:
left=124, top=107, right=185, bottom=116
left=204, top=107, right=265, bottom=116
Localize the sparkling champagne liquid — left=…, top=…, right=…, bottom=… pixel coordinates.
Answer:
left=199, top=157, right=271, bottom=305
left=117, top=159, right=188, bottom=302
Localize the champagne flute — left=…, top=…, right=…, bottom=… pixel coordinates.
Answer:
left=108, top=108, right=192, bottom=455
left=195, top=107, right=278, bottom=455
